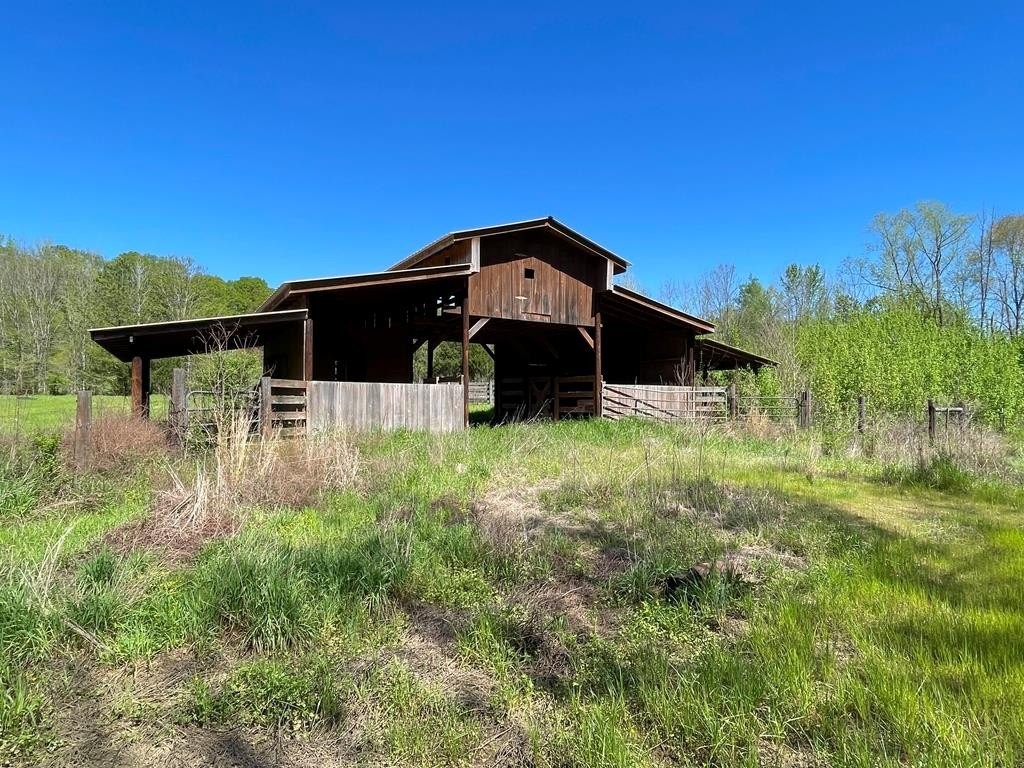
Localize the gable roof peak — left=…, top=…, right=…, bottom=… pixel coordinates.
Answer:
left=389, top=216, right=630, bottom=273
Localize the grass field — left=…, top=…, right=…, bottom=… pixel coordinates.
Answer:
left=1, top=415, right=1022, bottom=767
left=0, top=394, right=169, bottom=436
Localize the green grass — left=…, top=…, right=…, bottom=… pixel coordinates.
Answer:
left=0, top=393, right=169, bottom=435
left=0, top=418, right=1022, bottom=766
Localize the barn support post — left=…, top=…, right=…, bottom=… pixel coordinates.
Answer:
left=727, top=383, right=738, bottom=419
left=131, top=355, right=150, bottom=418
left=170, top=368, right=187, bottom=444
left=593, top=309, right=603, bottom=418
left=302, top=316, right=314, bottom=382
left=260, top=376, right=273, bottom=439
left=74, top=390, right=91, bottom=471
left=461, top=293, right=470, bottom=428
left=426, top=339, right=436, bottom=382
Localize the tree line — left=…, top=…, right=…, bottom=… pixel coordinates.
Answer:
left=0, top=239, right=271, bottom=395
left=656, top=201, right=1024, bottom=424
left=4, top=201, right=1022, bottom=424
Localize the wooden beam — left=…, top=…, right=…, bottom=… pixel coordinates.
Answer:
left=302, top=316, right=314, bottom=381
left=131, top=355, right=150, bottom=418
left=480, top=343, right=496, bottom=362
left=536, top=335, right=560, bottom=362
left=260, top=376, right=273, bottom=438
left=594, top=310, right=603, bottom=419
left=470, top=236, right=481, bottom=271
left=468, top=317, right=489, bottom=340
left=461, top=293, right=470, bottom=428
left=576, top=326, right=595, bottom=349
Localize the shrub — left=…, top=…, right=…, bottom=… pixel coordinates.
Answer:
left=61, top=414, right=169, bottom=473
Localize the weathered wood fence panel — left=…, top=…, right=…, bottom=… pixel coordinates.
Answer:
left=308, top=381, right=463, bottom=433
left=602, top=384, right=727, bottom=422
left=261, top=378, right=308, bottom=437
left=468, top=380, right=494, bottom=405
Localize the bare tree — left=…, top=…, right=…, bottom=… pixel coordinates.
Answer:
left=20, top=244, right=67, bottom=393
left=992, top=214, right=1024, bottom=336
left=906, top=201, right=973, bottom=326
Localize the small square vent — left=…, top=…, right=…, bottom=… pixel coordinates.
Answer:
left=524, top=268, right=535, bottom=279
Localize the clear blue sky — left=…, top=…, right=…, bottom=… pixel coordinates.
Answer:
left=2, top=2, right=1022, bottom=290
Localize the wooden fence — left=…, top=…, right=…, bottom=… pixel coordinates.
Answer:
left=307, top=380, right=463, bottom=433
left=468, top=380, right=494, bottom=405
left=259, top=378, right=308, bottom=437
left=602, top=384, right=728, bottom=422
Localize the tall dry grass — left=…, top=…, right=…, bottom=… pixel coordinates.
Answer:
left=137, top=415, right=360, bottom=557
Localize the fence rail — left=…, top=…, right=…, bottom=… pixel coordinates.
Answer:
left=469, top=380, right=494, bottom=405
left=603, top=384, right=728, bottom=422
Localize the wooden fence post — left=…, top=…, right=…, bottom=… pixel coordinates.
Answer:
left=727, top=383, right=738, bottom=419
left=857, top=395, right=865, bottom=434
left=74, top=390, right=92, bottom=471
left=170, top=368, right=187, bottom=444
left=260, top=376, right=273, bottom=439
left=796, top=389, right=813, bottom=428
left=927, top=399, right=936, bottom=442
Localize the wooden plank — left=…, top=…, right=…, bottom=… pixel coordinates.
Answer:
left=303, top=316, right=314, bottom=381
left=576, top=326, right=594, bottom=349
left=260, top=377, right=273, bottom=438
left=271, top=395, right=307, bottom=405
left=468, top=317, right=489, bottom=340
left=269, top=378, right=308, bottom=388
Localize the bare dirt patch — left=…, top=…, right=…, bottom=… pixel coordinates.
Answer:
left=103, top=506, right=239, bottom=564
left=44, top=652, right=359, bottom=768
left=390, top=601, right=496, bottom=713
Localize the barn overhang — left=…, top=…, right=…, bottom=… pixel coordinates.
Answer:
left=260, top=263, right=475, bottom=313
left=88, top=309, right=309, bottom=362
left=696, top=337, right=776, bottom=371
left=599, top=285, right=715, bottom=334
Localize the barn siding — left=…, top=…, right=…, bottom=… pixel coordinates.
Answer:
left=469, top=232, right=603, bottom=326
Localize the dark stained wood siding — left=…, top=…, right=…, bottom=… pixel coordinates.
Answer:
left=602, top=325, right=696, bottom=385
left=413, top=240, right=472, bottom=269
left=469, top=232, right=605, bottom=327
left=262, top=323, right=305, bottom=379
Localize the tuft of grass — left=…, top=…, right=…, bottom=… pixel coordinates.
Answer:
left=184, top=655, right=344, bottom=729
left=359, top=661, right=483, bottom=765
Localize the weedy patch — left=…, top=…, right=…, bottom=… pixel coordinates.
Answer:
left=2, top=418, right=1023, bottom=767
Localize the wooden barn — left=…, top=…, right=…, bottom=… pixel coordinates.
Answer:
left=90, top=218, right=772, bottom=432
